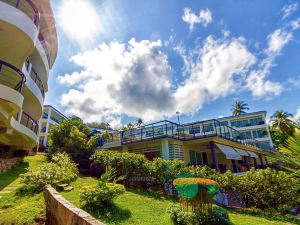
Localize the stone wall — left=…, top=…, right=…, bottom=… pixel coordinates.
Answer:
left=0, top=157, right=21, bottom=173
left=44, top=185, right=105, bottom=225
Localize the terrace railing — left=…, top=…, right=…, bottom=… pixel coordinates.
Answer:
left=120, top=119, right=258, bottom=149
left=20, top=111, right=39, bottom=135
left=30, top=67, right=45, bottom=98
left=0, top=60, right=26, bottom=92
left=38, top=33, right=51, bottom=64
left=0, top=0, right=40, bottom=28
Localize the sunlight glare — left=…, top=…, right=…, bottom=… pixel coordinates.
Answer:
left=59, top=0, right=100, bottom=41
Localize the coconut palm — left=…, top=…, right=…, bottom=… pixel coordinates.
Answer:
left=270, top=111, right=295, bottom=135
left=136, top=118, right=144, bottom=128
left=231, top=101, right=250, bottom=116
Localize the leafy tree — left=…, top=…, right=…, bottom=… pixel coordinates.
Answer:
left=120, top=122, right=135, bottom=131
left=48, top=116, right=99, bottom=169
left=269, top=130, right=290, bottom=147
left=270, top=110, right=295, bottom=135
left=136, top=118, right=144, bottom=128
left=231, top=101, right=249, bottom=116
left=88, top=122, right=111, bottom=129
left=101, top=130, right=111, bottom=142
left=271, top=129, right=300, bottom=190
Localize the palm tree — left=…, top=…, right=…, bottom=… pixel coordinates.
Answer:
left=136, top=118, right=144, bottom=128
left=271, top=129, right=300, bottom=189
left=231, top=101, right=250, bottom=116
left=270, top=111, right=295, bottom=135
left=127, top=123, right=135, bottom=130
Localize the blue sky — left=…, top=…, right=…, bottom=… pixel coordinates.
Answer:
left=46, top=0, right=300, bottom=127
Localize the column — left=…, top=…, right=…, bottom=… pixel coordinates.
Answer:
left=253, top=157, right=258, bottom=169
left=259, top=153, right=265, bottom=169
left=161, top=140, right=169, bottom=160
left=209, top=141, right=219, bottom=171
left=244, top=156, right=250, bottom=171
left=232, top=159, right=239, bottom=173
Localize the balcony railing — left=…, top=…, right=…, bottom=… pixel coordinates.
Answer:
left=38, top=33, right=50, bottom=64
left=121, top=119, right=259, bottom=149
left=20, top=111, right=39, bottom=135
left=30, top=67, right=45, bottom=97
left=0, top=60, right=26, bottom=92
left=1, top=0, right=40, bottom=28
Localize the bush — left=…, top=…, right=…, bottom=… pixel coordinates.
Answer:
left=80, top=166, right=125, bottom=209
left=193, top=165, right=298, bottom=209
left=91, top=150, right=150, bottom=176
left=151, top=158, right=190, bottom=184
left=19, top=153, right=78, bottom=193
left=80, top=183, right=125, bottom=209
left=167, top=204, right=230, bottom=225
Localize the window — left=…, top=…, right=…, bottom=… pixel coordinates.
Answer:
left=39, top=137, right=44, bottom=145
left=249, top=117, right=264, bottom=126
left=42, top=112, right=48, bottom=119
left=252, top=129, right=266, bottom=138
left=256, top=141, right=271, bottom=150
left=240, top=131, right=252, bottom=139
left=189, top=125, right=201, bottom=134
left=203, top=123, right=214, bottom=132
left=189, top=151, right=208, bottom=165
left=231, top=119, right=249, bottom=128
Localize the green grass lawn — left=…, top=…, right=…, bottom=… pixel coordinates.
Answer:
left=0, top=154, right=299, bottom=225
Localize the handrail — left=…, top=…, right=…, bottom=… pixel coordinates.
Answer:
left=0, top=60, right=26, bottom=92
left=20, top=111, right=39, bottom=135
left=30, top=67, right=45, bottom=98
left=38, top=33, right=51, bottom=64
left=0, top=0, right=40, bottom=28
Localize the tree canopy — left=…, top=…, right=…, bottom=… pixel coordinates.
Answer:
left=231, top=101, right=249, bottom=116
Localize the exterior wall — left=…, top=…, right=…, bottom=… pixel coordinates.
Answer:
left=44, top=185, right=104, bottom=225
left=0, top=157, right=21, bottom=174
left=38, top=105, right=66, bottom=147
left=0, top=1, right=57, bottom=152
left=218, top=111, right=273, bottom=151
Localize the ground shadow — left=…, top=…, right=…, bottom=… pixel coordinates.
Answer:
left=126, top=188, right=178, bottom=202
left=86, top=204, right=132, bottom=224
left=0, top=161, right=29, bottom=191
left=227, top=207, right=300, bottom=224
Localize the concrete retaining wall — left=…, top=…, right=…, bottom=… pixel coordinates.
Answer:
left=44, top=185, right=105, bottom=225
left=0, top=157, right=21, bottom=173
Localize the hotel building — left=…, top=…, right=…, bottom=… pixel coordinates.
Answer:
left=38, top=105, right=67, bottom=148
left=101, top=112, right=273, bottom=173
left=0, top=0, right=57, bottom=157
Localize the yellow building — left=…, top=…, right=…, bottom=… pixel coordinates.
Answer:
left=102, top=119, right=269, bottom=173
left=0, top=0, right=57, bottom=157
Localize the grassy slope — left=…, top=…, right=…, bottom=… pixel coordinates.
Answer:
left=0, top=155, right=298, bottom=225
left=62, top=176, right=298, bottom=225
left=0, top=155, right=47, bottom=225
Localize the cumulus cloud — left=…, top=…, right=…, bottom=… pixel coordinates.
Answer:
left=58, top=39, right=175, bottom=127
left=182, top=8, right=212, bottom=31
left=282, top=2, right=298, bottom=20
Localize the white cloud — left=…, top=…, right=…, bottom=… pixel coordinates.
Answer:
left=287, top=75, right=300, bottom=88
left=294, top=107, right=300, bottom=120
left=282, top=2, right=298, bottom=20
left=58, top=39, right=175, bottom=127
left=182, top=8, right=212, bottom=31
left=267, top=29, right=292, bottom=54
left=174, top=36, right=256, bottom=114
left=291, top=18, right=300, bottom=30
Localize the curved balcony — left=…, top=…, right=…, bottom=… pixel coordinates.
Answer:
left=38, top=33, right=50, bottom=65
left=19, top=111, right=39, bottom=135
left=30, top=67, right=45, bottom=98
left=0, top=0, right=40, bottom=28
left=0, top=60, right=26, bottom=93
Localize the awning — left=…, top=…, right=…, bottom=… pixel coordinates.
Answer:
left=247, top=151, right=258, bottom=158
left=234, top=148, right=249, bottom=156
left=216, top=144, right=242, bottom=160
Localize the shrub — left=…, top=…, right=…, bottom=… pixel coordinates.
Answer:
left=19, top=153, right=78, bottom=193
left=80, top=166, right=125, bottom=209
left=193, top=165, right=298, bottom=209
left=167, top=204, right=230, bottom=225
left=91, top=150, right=150, bottom=176
left=151, top=158, right=190, bottom=184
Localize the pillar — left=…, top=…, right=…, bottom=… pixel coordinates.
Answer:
left=244, top=156, right=250, bottom=171
left=161, top=140, right=169, bottom=160
left=209, top=141, right=219, bottom=171
left=253, top=157, right=258, bottom=169
left=232, top=159, right=239, bottom=173
left=259, top=153, right=265, bottom=169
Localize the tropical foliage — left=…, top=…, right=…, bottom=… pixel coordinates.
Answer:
left=80, top=166, right=125, bottom=208
left=270, top=111, right=295, bottom=135
left=19, top=153, right=78, bottom=193
left=231, top=101, right=249, bottom=116
left=271, top=130, right=300, bottom=189
left=48, top=116, right=99, bottom=168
